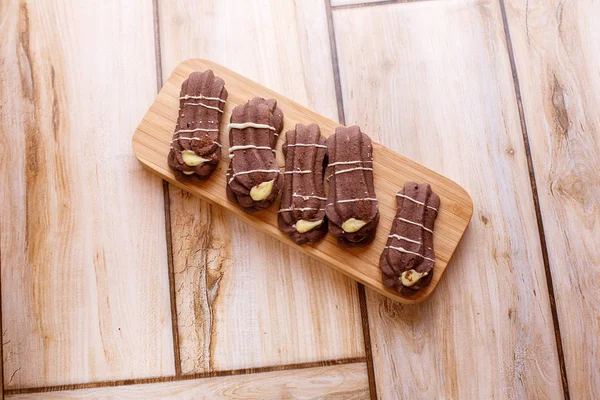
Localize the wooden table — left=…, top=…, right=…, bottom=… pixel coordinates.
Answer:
left=1, top=0, right=597, bottom=399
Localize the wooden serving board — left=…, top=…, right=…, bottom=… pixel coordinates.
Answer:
left=132, top=59, right=473, bottom=304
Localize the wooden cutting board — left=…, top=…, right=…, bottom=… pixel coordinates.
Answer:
left=132, top=59, right=473, bottom=304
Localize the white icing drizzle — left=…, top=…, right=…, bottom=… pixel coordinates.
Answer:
left=180, top=95, right=226, bottom=103
left=283, top=143, right=327, bottom=149
left=333, top=167, right=373, bottom=176
left=385, top=246, right=435, bottom=262
left=183, top=102, right=224, bottom=113
left=336, top=198, right=378, bottom=204
left=388, top=234, right=421, bottom=245
left=328, top=160, right=372, bottom=167
left=284, top=170, right=312, bottom=175
left=175, top=128, right=219, bottom=134
left=228, top=169, right=280, bottom=184
left=171, top=137, right=222, bottom=147
left=228, top=145, right=275, bottom=152
left=227, top=122, right=276, bottom=134
left=278, top=207, right=325, bottom=213
left=228, top=145, right=276, bottom=159
left=293, top=194, right=327, bottom=201
left=397, top=217, right=434, bottom=233
left=396, top=193, right=438, bottom=212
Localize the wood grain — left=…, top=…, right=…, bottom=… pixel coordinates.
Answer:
left=0, top=0, right=174, bottom=388
left=504, top=0, right=600, bottom=397
left=333, top=0, right=564, bottom=398
left=5, top=363, right=369, bottom=400
left=156, top=0, right=366, bottom=375
left=134, top=58, right=473, bottom=304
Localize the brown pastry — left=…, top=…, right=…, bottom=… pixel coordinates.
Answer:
left=226, top=97, right=284, bottom=213
left=168, top=70, right=227, bottom=181
left=325, top=125, right=379, bottom=247
left=278, top=123, right=328, bottom=245
left=380, top=182, right=440, bottom=295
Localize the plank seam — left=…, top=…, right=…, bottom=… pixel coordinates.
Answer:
left=152, top=0, right=182, bottom=377
left=1, top=223, right=4, bottom=400
left=325, top=2, right=377, bottom=399
left=325, top=0, right=347, bottom=126
left=498, top=1, right=570, bottom=399
left=331, top=0, right=427, bottom=11
left=3, top=358, right=367, bottom=395
left=358, top=286, right=378, bottom=400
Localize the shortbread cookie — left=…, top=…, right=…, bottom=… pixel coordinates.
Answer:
left=325, top=126, right=379, bottom=247
left=226, top=97, right=284, bottom=213
left=278, top=124, right=328, bottom=245
left=168, top=70, right=227, bottom=181
left=380, top=182, right=440, bottom=295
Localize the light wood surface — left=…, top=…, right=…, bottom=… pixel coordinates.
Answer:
left=0, top=0, right=174, bottom=389
left=504, top=0, right=600, bottom=397
left=333, top=0, right=564, bottom=398
left=3, top=0, right=595, bottom=397
left=133, top=59, right=473, bottom=304
left=6, top=363, right=368, bottom=400
left=157, top=0, right=365, bottom=374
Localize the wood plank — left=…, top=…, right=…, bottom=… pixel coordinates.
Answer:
left=156, top=0, right=365, bottom=374
left=0, top=0, right=174, bottom=388
left=5, top=363, right=369, bottom=400
left=333, top=1, right=564, bottom=398
left=134, top=58, right=473, bottom=303
left=504, top=0, right=600, bottom=397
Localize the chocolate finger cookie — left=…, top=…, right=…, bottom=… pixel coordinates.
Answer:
left=380, top=182, right=440, bottom=295
left=325, top=126, right=379, bottom=247
left=168, top=70, right=228, bottom=181
left=278, top=124, right=328, bottom=245
left=226, top=97, right=284, bottom=213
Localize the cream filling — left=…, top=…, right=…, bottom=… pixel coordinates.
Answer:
left=294, top=219, right=324, bottom=233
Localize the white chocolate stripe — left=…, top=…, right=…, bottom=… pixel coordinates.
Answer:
left=171, top=137, right=222, bottom=147
left=333, top=167, right=373, bottom=175
left=180, top=95, right=226, bottom=103
left=284, top=170, right=312, bottom=175
left=396, top=193, right=439, bottom=212
left=283, top=143, right=327, bottom=149
left=278, top=207, right=325, bottom=213
left=336, top=198, right=378, bottom=204
left=183, top=102, right=224, bottom=113
left=293, top=194, right=327, bottom=201
left=228, top=169, right=280, bottom=184
left=328, top=160, right=372, bottom=167
left=175, top=128, right=219, bottom=134
left=227, top=122, right=276, bottom=134
left=228, top=145, right=275, bottom=152
left=228, top=145, right=275, bottom=159
left=388, top=234, right=421, bottom=245
left=397, top=217, right=434, bottom=233
left=385, top=246, right=435, bottom=262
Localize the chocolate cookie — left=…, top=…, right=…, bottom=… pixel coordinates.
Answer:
left=168, top=70, right=228, bottom=181
left=278, top=124, right=328, bottom=245
left=380, top=182, right=440, bottom=295
left=226, top=97, right=284, bottom=213
left=325, top=126, right=379, bottom=247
